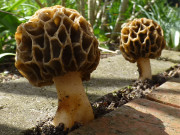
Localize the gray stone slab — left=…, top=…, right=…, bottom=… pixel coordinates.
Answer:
left=0, top=53, right=175, bottom=134
left=86, top=54, right=175, bottom=101
left=160, top=50, right=180, bottom=63
left=0, top=78, right=57, bottom=135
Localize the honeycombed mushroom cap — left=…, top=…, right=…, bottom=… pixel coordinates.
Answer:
left=120, top=18, right=166, bottom=63
left=15, top=5, right=100, bottom=86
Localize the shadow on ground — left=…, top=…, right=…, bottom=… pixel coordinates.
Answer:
left=0, top=77, right=133, bottom=99
left=0, top=124, right=23, bottom=135
left=84, top=77, right=133, bottom=87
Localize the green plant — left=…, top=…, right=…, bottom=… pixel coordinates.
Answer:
left=0, top=0, right=82, bottom=63
left=0, top=0, right=27, bottom=61
left=170, top=28, right=180, bottom=50
left=137, top=0, right=180, bottom=49
left=0, top=0, right=179, bottom=61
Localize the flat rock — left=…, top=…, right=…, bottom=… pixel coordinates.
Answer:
left=70, top=99, right=180, bottom=135
left=86, top=54, right=174, bottom=101
left=160, top=50, right=180, bottom=63
left=147, top=78, right=180, bottom=108
left=0, top=78, right=57, bottom=135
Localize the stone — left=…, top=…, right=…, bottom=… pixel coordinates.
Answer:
left=160, top=50, right=180, bottom=63
left=147, top=78, right=180, bottom=108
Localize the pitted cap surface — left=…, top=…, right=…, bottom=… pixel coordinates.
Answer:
left=15, top=5, right=100, bottom=86
left=120, top=18, right=166, bottom=63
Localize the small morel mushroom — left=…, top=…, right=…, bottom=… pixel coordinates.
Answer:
left=15, top=5, right=100, bottom=129
left=120, top=18, right=166, bottom=81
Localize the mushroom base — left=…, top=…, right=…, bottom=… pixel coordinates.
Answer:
left=137, top=58, right=152, bottom=81
left=53, top=72, right=94, bottom=129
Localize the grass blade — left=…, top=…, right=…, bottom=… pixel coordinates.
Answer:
left=7, top=0, right=26, bottom=11
left=0, top=53, right=15, bottom=59
left=137, top=5, right=151, bottom=19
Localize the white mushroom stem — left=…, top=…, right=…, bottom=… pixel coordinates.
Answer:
left=52, top=72, right=94, bottom=129
left=137, top=57, right=152, bottom=81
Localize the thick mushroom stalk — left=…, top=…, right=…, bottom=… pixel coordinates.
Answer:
left=137, top=58, right=152, bottom=81
left=53, top=72, right=94, bottom=128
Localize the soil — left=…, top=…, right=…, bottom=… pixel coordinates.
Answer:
left=0, top=58, right=180, bottom=135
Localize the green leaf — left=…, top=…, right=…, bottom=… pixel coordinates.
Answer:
left=0, top=11, right=21, bottom=33
left=0, top=53, right=15, bottom=59
left=0, top=25, right=7, bottom=33
left=46, top=0, right=52, bottom=6
left=21, top=4, right=38, bottom=10
left=6, top=0, right=26, bottom=11
left=3, top=39, right=16, bottom=45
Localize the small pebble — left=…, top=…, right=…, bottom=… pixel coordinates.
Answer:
left=3, top=71, right=9, bottom=74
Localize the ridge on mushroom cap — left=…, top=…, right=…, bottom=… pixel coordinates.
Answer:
left=120, top=18, right=166, bottom=63
left=15, top=5, right=100, bottom=87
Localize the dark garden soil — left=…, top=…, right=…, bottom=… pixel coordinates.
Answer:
left=0, top=57, right=180, bottom=135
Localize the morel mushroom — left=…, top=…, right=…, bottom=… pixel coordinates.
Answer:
left=15, top=5, right=100, bottom=129
left=120, top=18, right=166, bottom=81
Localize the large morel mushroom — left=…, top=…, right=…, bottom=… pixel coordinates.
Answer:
left=120, top=18, right=166, bottom=81
left=15, top=5, right=100, bottom=129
